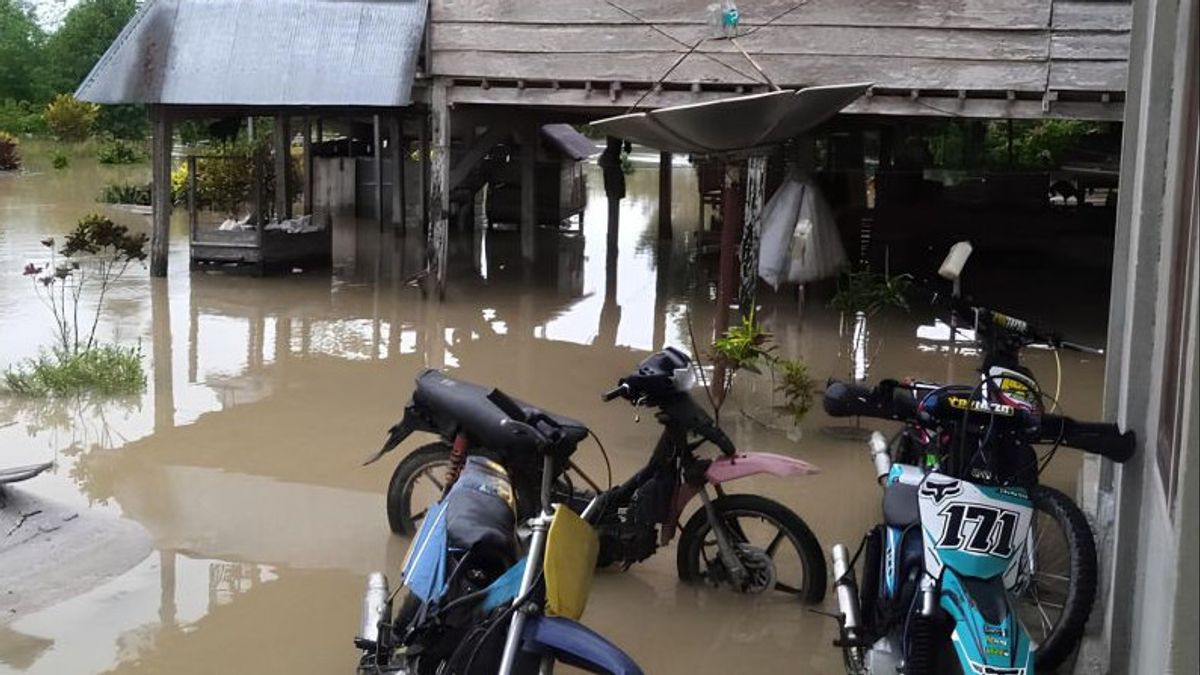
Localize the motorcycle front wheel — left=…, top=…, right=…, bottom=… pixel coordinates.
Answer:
left=676, top=494, right=827, bottom=604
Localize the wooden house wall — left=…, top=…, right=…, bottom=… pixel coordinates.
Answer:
left=428, top=0, right=1131, bottom=94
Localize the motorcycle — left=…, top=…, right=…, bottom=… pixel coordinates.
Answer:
left=355, top=372, right=641, bottom=674
left=377, top=348, right=828, bottom=602
left=823, top=297, right=1136, bottom=674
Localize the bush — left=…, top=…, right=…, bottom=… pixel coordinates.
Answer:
left=0, top=99, right=45, bottom=134
left=98, top=182, right=152, bottom=205
left=43, top=93, right=99, bottom=142
left=96, top=104, right=147, bottom=140
left=0, top=130, right=19, bottom=170
left=174, top=139, right=300, bottom=218
left=96, top=136, right=144, bottom=164
left=51, top=148, right=69, bottom=169
left=4, top=345, right=145, bottom=397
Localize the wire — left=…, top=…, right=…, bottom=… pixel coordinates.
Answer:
left=736, top=0, right=814, bottom=38
left=1049, top=347, right=1062, bottom=414
left=587, top=428, right=614, bottom=490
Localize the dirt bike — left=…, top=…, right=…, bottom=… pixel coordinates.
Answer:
left=823, top=297, right=1135, bottom=674
left=375, top=348, right=827, bottom=603
left=355, top=375, right=641, bottom=674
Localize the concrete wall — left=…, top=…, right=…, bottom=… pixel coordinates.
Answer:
left=1084, top=0, right=1199, bottom=671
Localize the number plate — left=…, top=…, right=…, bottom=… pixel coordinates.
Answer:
left=918, top=473, right=1032, bottom=582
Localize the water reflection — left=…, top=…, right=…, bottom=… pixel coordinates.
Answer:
left=0, top=156, right=1108, bottom=674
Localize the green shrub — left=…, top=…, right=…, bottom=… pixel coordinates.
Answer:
left=43, top=94, right=99, bottom=142
left=98, top=182, right=152, bottom=205
left=0, top=99, right=45, bottom=135
left=4, top=345, right=145, bottom=397
left=0, top=130, right=19, bottom=170
left=96, top=136, right=144, bottom=164
left=829, top=271, right=913, bottom=317
left=51, top=148, right=70, bottom=169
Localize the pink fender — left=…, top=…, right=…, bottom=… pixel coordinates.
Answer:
left=663, top=452, right=820, bottom=544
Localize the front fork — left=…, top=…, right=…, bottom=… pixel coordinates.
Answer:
left=697, top=485, right=749, bottom=588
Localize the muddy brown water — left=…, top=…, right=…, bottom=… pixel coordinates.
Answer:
left=0, top=143, right=1108, bottom=674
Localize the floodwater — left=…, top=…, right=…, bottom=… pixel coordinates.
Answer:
left=0, top=142, right=1109, bottom=674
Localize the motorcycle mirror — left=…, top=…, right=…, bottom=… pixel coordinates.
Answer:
left=938, top=241, right=973, bottom=283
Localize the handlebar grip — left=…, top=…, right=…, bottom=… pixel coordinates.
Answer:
left=823, top=380, right=911, bottom=421
left=601, top=384, right=628, bottom=402
left=1040, top=416, right=1136, bottom=463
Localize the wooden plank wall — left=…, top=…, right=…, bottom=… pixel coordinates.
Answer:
left=429, top=0, right=1130, bottom=94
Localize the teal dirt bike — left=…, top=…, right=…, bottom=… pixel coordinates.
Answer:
left=823, top=298, right=1135, bottom=674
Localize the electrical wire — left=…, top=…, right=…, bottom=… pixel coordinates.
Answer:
left=1049, top=347, right=1062, bottom=414
left=588, top=428, right=614, bottom=490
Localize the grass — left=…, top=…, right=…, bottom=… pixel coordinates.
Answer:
left=4, top=345, right=146, bottom=397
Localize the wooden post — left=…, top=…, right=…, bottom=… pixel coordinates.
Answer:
left=390, top=115, right=403, bottom=228
left=374, top=114, right=384, bottom=230
left=658, top=151, right=673, bottom=240
left=427, top=80, right=451, bottom=298
left=713, top=161, right=745, bottom=404
left=150, top=106, right=173, bottom=277
left=303, top=116, right=313, bottom=215
left=274, top=114, right=290, bottom=222
left=520, top=122, right=538, bottom=261
left=187, top=154, right=197, bottom=244
left=419, top=114, right=430, bottom=233
left=739, top=154, right=766, bottom=312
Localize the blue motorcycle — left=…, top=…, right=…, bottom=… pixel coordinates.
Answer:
left=823, top=298, right=1135, bottom=674
left=355, top=371, right=641, bottom=675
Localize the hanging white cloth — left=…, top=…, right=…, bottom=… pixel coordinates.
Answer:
left=757, top=171, right=847, bottom=288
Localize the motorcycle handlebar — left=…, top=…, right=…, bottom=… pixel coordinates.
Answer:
left=1039, top=415, right=1136, bottom=463
left=601, top=384, right=629, bottom=402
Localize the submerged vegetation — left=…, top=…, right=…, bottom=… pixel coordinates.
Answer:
left=5, top=214, right=148, bottom=398
left=4, top=344, right=144, bottom=396
left=829, top=270, right=913, bottom=317
left=43, top=93, right=100, bottom=142
left=98, top=181, right=152, bottom=205
left=709, top=311, right=817, bottom=426
left=96, top=136, right=144, bottom=164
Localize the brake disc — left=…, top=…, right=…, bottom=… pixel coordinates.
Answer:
left=735, top=543, right=777, bottom=594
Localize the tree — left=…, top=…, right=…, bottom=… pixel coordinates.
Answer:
left=0, top=0, right=45, bottom=103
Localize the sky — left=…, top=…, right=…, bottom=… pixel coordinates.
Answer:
left=29, top=0, right=82, bottom=30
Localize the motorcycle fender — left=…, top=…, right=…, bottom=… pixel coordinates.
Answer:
left=939, top=569, right=1032, bottom=674
left=665, top=453, right=820, bottom=543
left=522, top=616, right=644, bottom=675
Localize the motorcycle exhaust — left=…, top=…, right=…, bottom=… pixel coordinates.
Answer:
left=868, top=431, right=892, bottom=484
left=356, top=572, right=389, bottom=648
left=832, top=544, right=862, bottom=636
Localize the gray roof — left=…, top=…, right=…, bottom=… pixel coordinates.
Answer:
left=76, top=0, right=428, bottom=108
left=540, top=124, right=596, bottom=161
left=591, top=84, right=871, bottom=154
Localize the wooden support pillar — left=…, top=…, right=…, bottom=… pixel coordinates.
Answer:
left=426, top=80, right=451, bottom=298
left=658, top=151, right=673, bottom=240
left=738, top=154, right=766, bottom=312
left=373, top=114, right=384, bottom=231
left=303, top=116, right=314, bottom=215
left=713, top=161, right=745, bottom=404
left=390, top=115, right=403, bottom=228
left=520, top=122, right=538, bottom=262
left=150, top=106, right=173, bottom=277
left=274, top=114, right=290, bottom=222
left=419, top=114, right=430, bottom=233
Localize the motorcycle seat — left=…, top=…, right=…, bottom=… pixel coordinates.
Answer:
left=413, top=370, right=589, bottom=454
left=883, top=482, right=921, bottom=528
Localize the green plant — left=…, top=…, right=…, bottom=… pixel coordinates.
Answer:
left=0, top=99, right=45, bottom=134
left=23, top=214, right=147, bottom=356
left=174, top=138, right=299, bottom=218
left=705, top=310, right=816, bottom=427
left=0, top=129, right=19, bottom=170
left=96, top=136, right=144, bottom=164
left=4, top=344, right=145, bottom=397
left=829, top=270, right=913, bottom=317
left=51, top=148, right=69, bottom=169
left=773, top=358, right=816, bottom=424
left=98, top=181, right=152, bottom=205
left=43, top=93, right=99, bottom=142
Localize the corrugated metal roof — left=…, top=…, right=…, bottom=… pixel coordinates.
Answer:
left=76, top=0, right=428, bottom=107
left=591, top=84, right=871, bottom=154
left=540, top=124, right=596, bottom=161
